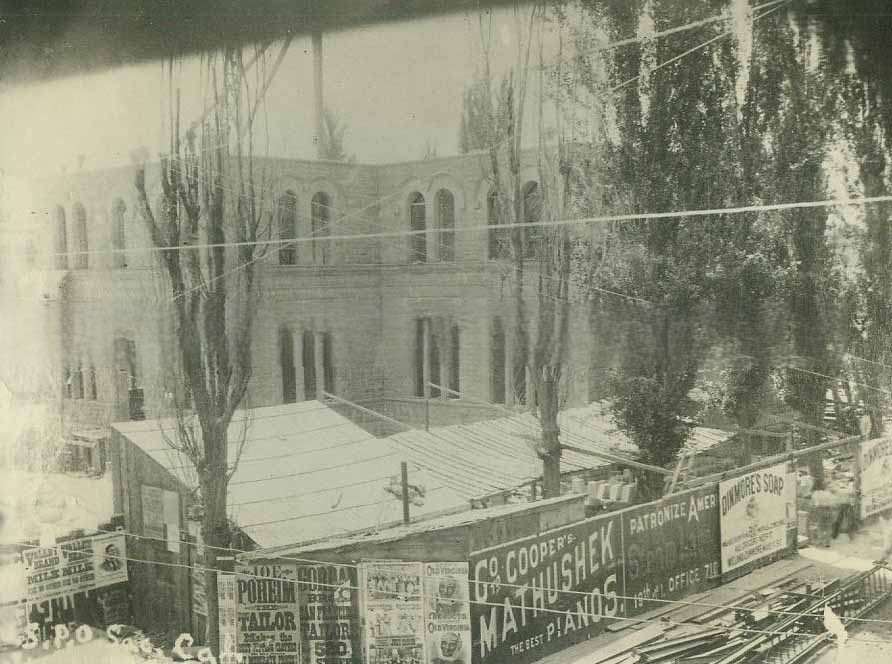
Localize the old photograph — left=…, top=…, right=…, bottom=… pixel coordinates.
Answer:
left=1, top=0, right=891, bottom=662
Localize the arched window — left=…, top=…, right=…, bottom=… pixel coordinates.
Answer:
left=487, top=189, right=508, bottom=260
left=302, top=330, right=317, bottom=399
left=311, top=192, right=331, bottom=265
left=414, top=319, right=425, bottom=397
left=435, top=189, right=455, bottom=262
left=409, top=192, right=426, bottom=263
left=114, top=337, right=143, bottom=420
left=279, top=326, right=297, bottom=403
left=112, top=199, right=127, bottom=268
left=53, top=205, right=69, bottom=270
left=491, top=318, right=506, bottom=403
left=277, top=191, right=297, bottom=266
left=87, top=366, right=98, bottom=400
left=73, top=203, right=88, bottom=269
left=322, top=332, right=335, bottom=394
left=73, top=364, right=85, bottom=399
left=523, top=181, right=543, bottom=259
left=449, top=324, right=460, bottom=399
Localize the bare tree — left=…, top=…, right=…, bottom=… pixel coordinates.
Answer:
left=474, top=4, right=574, bottom=497
left=133, top=46, right=274, bottom=650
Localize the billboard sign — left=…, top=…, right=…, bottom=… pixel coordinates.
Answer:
left=469, top=511, right=623, bottom=664
left=622, top=485, right=720, bottom=615
left=860, top=437, right=892, bottom=519
left=719, top=463, right=789, bottom=573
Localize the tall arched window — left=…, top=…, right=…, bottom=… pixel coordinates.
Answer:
left=435, top=189, right=455, bottom=262
left=73, top=363, right=85, bottom=399
left=277, top=191, right=298, bottom=265
left=279, top=326, right=297, bottom=403
left=302, top=330, right=317, bottom=399
left=322, top=332, right=335, bottom=394
left=87, top=366, right=98, bottom=400
left=112, top=199, right=127, bottom=268
left=449, top=324, right=460, bottom=399
left=311, top=192, right=331, bottom=265
left=53, top=205, right=69, bottom=270
left=523, top=181, right=543, bottom=259
left=409, top=192, right=426, bottom=263
left=487, top=189, right=508, bottom=260
left=73, top=203, right=88, bottom=269
left=491, top=317, right=506, bottom=404
left=114, top=337, right=143, bottom=420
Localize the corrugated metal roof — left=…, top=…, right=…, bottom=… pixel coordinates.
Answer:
left=111, top=400, right=733, bottom=549
left=382, top=403, right=639, bottom=498
left=111, top=401, right=472, bottom=549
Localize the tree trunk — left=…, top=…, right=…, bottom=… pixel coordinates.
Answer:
left=201, top=426, right=232, bottom=652
left=540, top=374, right=561, bottom=497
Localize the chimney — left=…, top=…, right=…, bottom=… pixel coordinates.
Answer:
left=312, top=30, right=324, bottom=159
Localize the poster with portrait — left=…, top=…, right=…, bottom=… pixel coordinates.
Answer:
left=22, top=532, right=127, bottom=605
left=359, top=562, right=425, bottom=664
left=423, top=563, right=471, bottom=664
left=719, top=463, right=789, bottom=573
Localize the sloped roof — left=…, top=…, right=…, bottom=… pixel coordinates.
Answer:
left=382, top=401, right=733, bottom=496
left=382, top=403, right=638, bottom=499
left=243, top=494, right=584, bottom=559
left=112, top=401, right=472, bottom=549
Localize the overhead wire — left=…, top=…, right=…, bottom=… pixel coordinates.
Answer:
left=11, top=537, right=892, bottom=642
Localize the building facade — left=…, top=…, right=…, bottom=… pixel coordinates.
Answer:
left=2, top=150, right=606, bottom=444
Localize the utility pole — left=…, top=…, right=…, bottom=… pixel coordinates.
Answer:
left=401, top=462, right=410, bottom=525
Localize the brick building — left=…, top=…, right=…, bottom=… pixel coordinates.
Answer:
left=1, top=149, right=606, bottom=443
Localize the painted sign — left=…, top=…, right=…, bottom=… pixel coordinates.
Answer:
left=859, top=437, right=892, bottom=519
left=22, top=533, right=127, bottom=604
left=359, top=562, right=425, bottom=664
left=423, top=563, right=471, bottom=664
left=622, top=485, right=720, bottom=616
left=469, top=511, right=623, bottom=664
left=297, top=564, right=360, bottom=664
left=719, top=463, right=789, bottom=573
left=236, top=562, right=300, bottom=664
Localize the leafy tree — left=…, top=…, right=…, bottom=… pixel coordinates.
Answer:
left=585, top=0, right=747, bottom=496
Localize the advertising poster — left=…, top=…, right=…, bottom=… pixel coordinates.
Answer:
left=719, top=463, right=789, bottom=573
left=297, top=564, right=360, bottom=664
left=469, top=511, right=623, bottom=664
left=141, top=485, right=165, bottom=540
left=859, top=437, right=892, bottom=519
left=359, top=562, right=425, bottom=664
left=622, top=485, right=720, bottom=616
left=423, top=563, right=471, bottom=664
left=219, top=572, right=239, bottom=664
left=235, top=562, right=300, bottom=664
left=23, top=533, right=128, bottom=604
left=190, top=522, right=208, bottom=617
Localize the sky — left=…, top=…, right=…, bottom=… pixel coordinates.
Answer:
left=0, top=6, right=565, bottom=178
